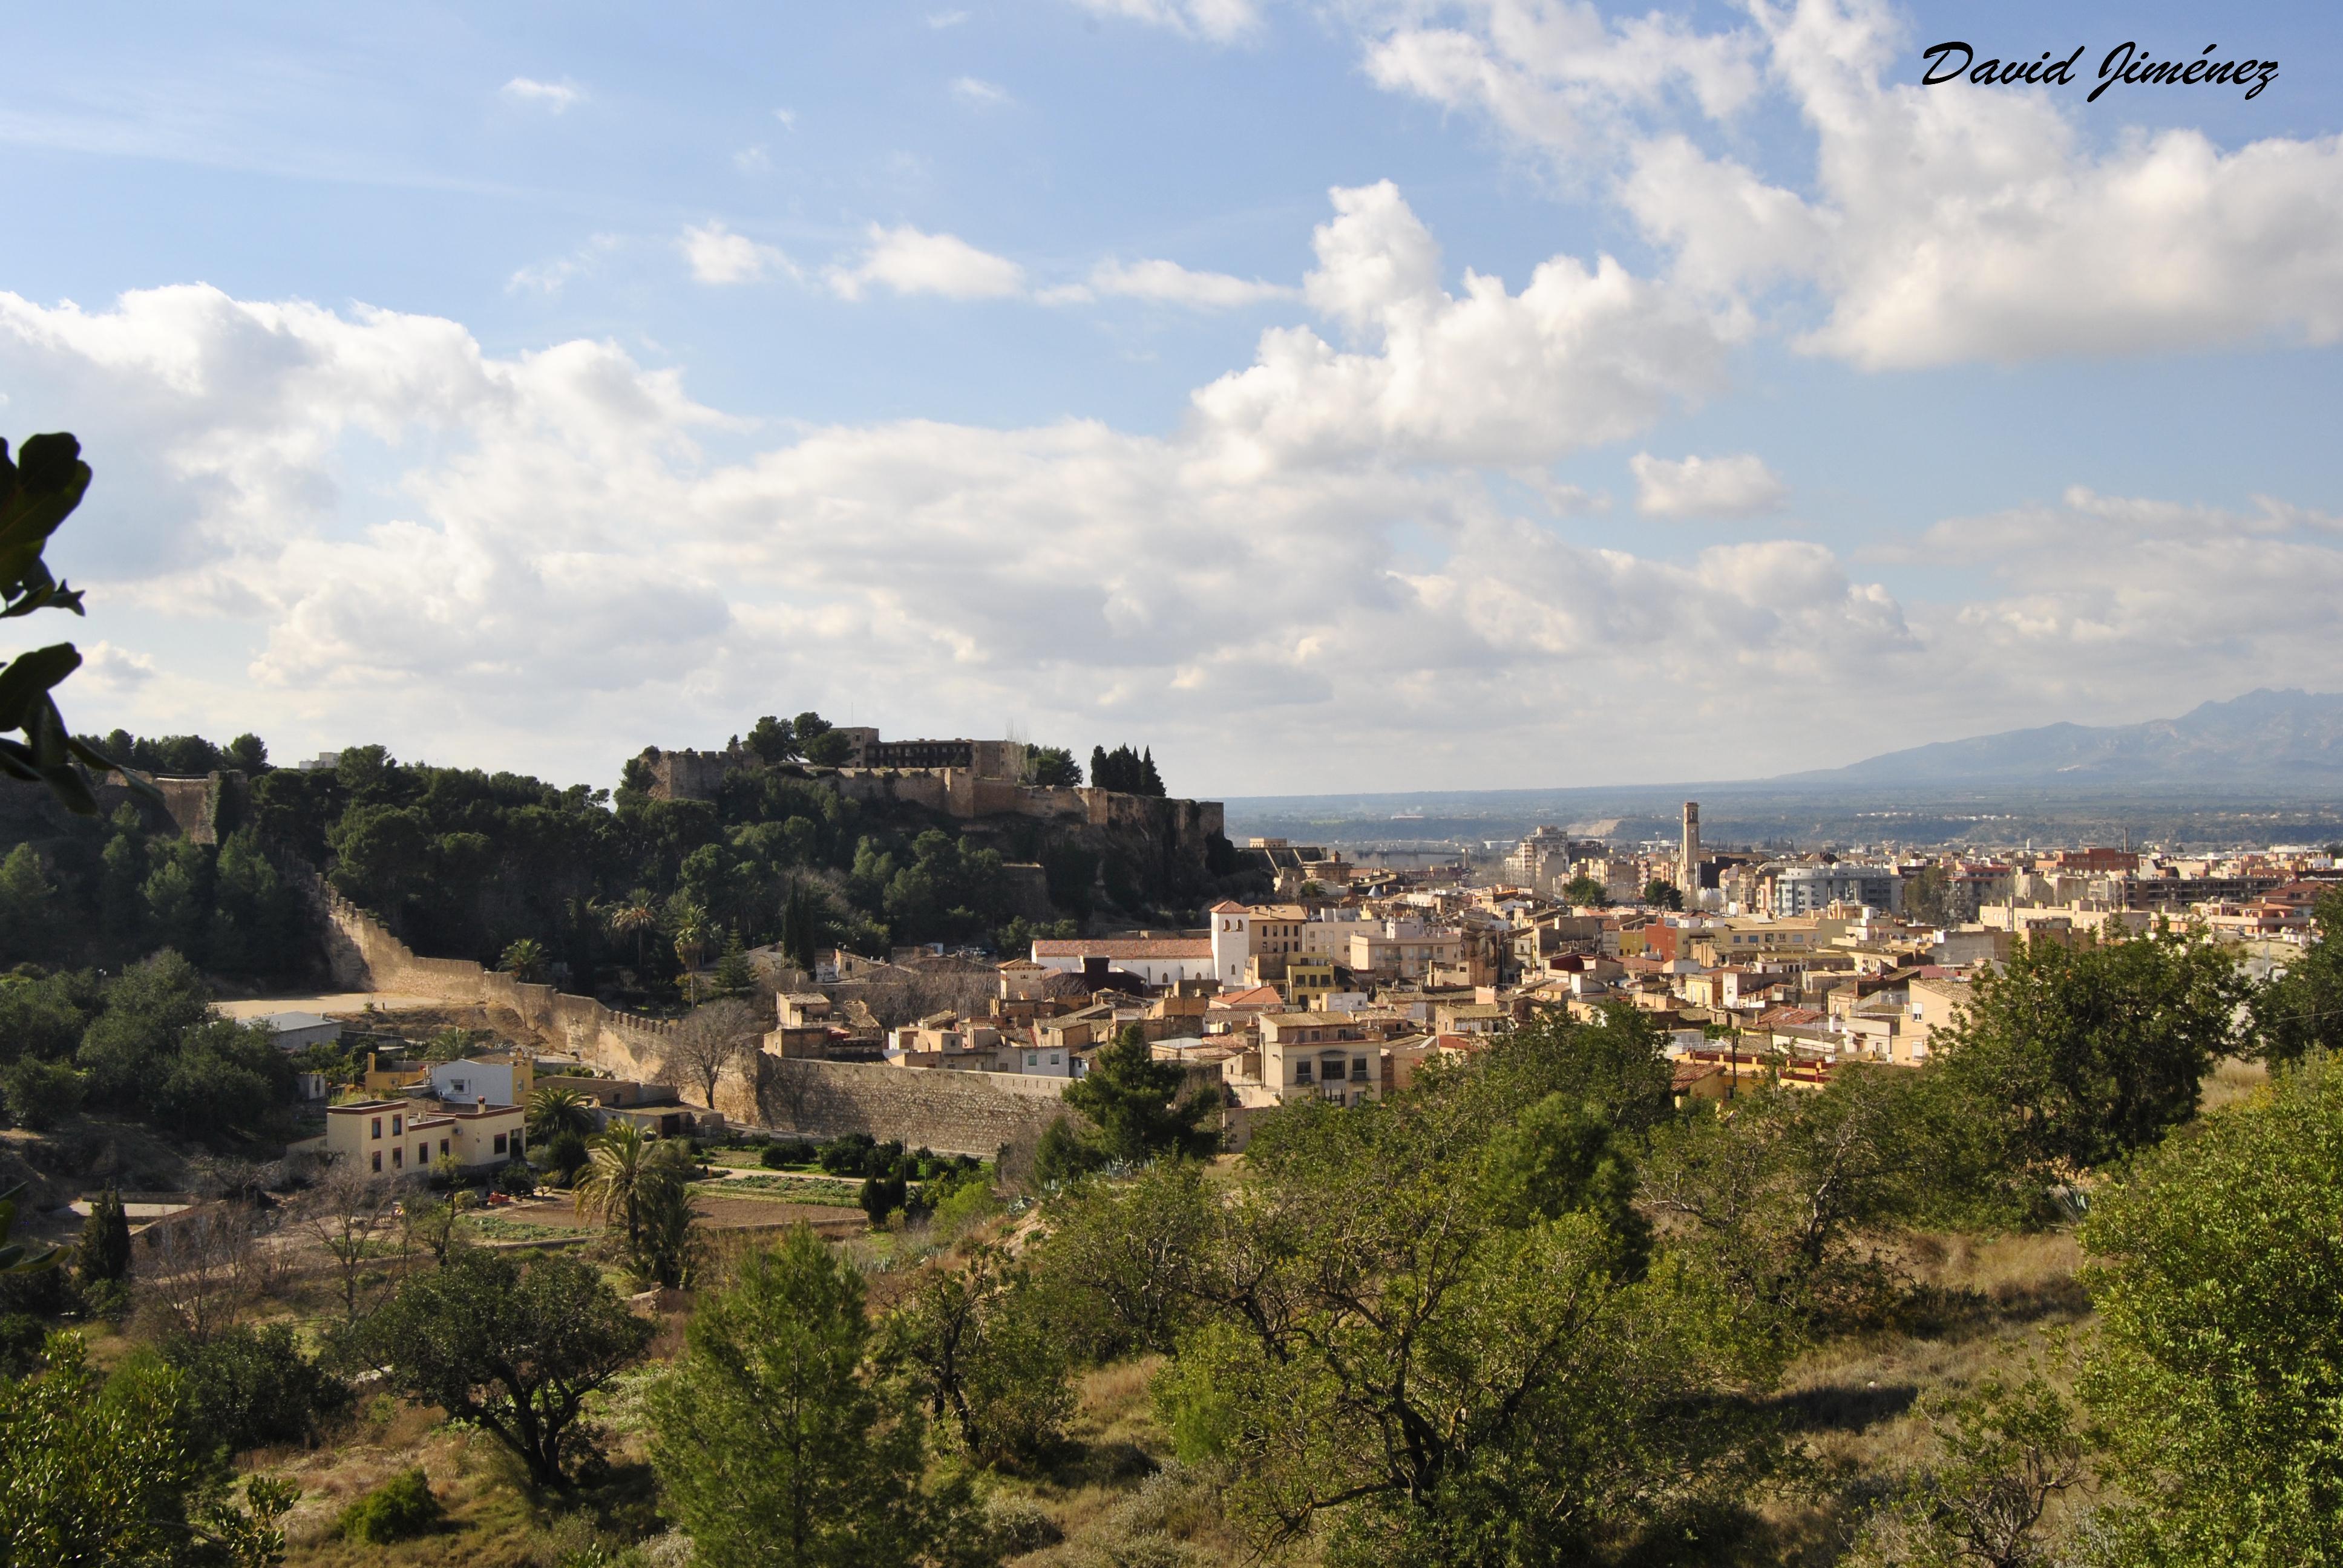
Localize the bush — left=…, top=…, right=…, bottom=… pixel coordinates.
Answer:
left=759, top=1137, right=818, bottom=1169
left=495, top=1158, right=538, bottom=1197
left=336, top=1466, right=441, bottom=1544
left=860, top=1172, right=908, bottom=1227
left=543, top=1130, right=589, bottom=1184
left=0, top=1312, right=47, bottom=1377
left=163, top=1322, right=350, bottom=1453
left=986, top=1493, right=1064, bottom=1555
left=818, top=1132, right=877, bottom=1176
left=1, top=1054, right=84, bottom=1129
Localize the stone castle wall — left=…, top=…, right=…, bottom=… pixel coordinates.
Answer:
left=713, top=1053, right=1072, bottom=1158
left=284, top=860, right=678, bottom=1077
left=286, top=858, right=1069, bottom=1154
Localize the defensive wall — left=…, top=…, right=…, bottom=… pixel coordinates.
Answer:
left=710, top=1052, right=1072, bottom=1159
left=285, top=858, right=1070, bottom=1154
left=283, top=860, right=680, bottom=1077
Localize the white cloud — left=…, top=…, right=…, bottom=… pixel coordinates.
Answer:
left=500, top=76, right=584, bottom=113
left=1081, top=258, right=1294, bottom=309
left=1065, top=0, right=1262, bottom=44
left=733, top=145, right=773, bottom=175
left=1349, top=0, right=2343, bottom=368
left=1630, top=452, right=1789, bottom=519
left=827, top=224, right=1024, bottom=301
left=1188, top=181, right=1730, bottom=472
left=508, top=234, right=621, bottom=296
left=951, top=76, right=1015, bottom=108
left=773, top=107, right=798, bottom=129
left=681, top=222, right=795, bottom=285
left=82, top=641, right=157, bottom=691
left=4, top=181, right=2333, bottom=789
left=929, top=9, right=969, bottom=27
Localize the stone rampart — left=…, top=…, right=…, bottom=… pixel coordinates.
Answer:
left=713, top=1053, right=1072, bottom=1158
left=283, top=860, right=677, bottom=1076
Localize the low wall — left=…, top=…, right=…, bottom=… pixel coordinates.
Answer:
left=284, top=860, right=677, bottom=1076
left=719, top=1053, right=1072, bottom=1158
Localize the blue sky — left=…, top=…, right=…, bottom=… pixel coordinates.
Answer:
left=5, top=0, right=2340, bottom=794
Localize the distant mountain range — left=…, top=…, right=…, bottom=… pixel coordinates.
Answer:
left=1775, top=689, right=2343, bottom=789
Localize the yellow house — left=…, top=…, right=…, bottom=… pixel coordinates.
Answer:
left=1285, top=959, right=1338, bottom=1008
left=323, top=1097, right=527, bottom=1178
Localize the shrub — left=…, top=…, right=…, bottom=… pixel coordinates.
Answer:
left=495, top=1158, right=538, bottom=1197
left=1, top=1054, right=84, bottom=1129
left=860, top=1172, right=908, bottom=1227
left=759, top=1138, right=818, bottom=1169
left=0, top=1312, right=47, bottom=1377
left=543, top=1130, right=589, bottom=1184
left=986, top=1493, right=1064, bottom=1555
left=163, top=1322, right=350, bottom=1453
left=336, top=1466, right=441, bottom=1544
left=818, top=1132, right=877, bottom=1176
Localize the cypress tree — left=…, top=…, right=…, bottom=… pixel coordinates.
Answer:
left=76, top=1186, right=131, bottom=1284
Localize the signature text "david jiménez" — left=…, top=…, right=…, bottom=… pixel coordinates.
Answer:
left=1921, top=43, right=2277, bottom=102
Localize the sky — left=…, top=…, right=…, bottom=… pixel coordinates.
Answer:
left=4, top=0, right=2340, bottom=797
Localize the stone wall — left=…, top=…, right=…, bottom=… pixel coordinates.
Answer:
left=714, top=1053, right=1072, bottom=1158
left=284, top=860, right=678, bottom=1077
left=0, top=769, right=247, bottom=846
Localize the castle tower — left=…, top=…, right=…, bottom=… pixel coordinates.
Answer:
left=1679, top=802, right=1701, bottom=900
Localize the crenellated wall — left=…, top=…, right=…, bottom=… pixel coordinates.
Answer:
left=283, top=859, right=679, bottom=1075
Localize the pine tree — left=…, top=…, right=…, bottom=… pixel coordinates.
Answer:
left=713, top=930, right=754, bottom=996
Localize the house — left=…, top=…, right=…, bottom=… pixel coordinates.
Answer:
left=426, top=1053, right=534, bottom=1108
left=251, top=1011, right=342, bottom=1053
left=323, top=1097, right=527, bottom=1178
left=1031, top=935, right=1216, bottom=987
left=1207, top=901, right=1309, bottom=986
left=1285, top=959, right=1339, bottom=1008
left=1220, top=1018, right=1383, bottom=1109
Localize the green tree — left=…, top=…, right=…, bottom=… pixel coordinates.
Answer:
left=2078, top=1056, right=2343, bottom=1566
left=1560, top=872, right=1610, bottom=907
left=1937, top=926, right=2246, bottom=1172
left=1641, top=877, right=1683, bottom=912
left=885, top=1243, right=1073, bottom=1467
left=0, top=845, right=55, bottom=962
left=1156, top=1077, right=1769, bottom=1565
left=343, top=1248, right=652, bottom=1490
left=713, top=929, right=754, bottom=995
left=0, top=1056, right=82, bottom=1131
left=74, top=1186, right=130, bottom=1285
left=573, top=1122, right=696, bottom=1281
left=498, top=936, right=549, bottom=982
left=76, top=950, right=212, bottom=1110
left=0, top=1333, right=297, bottom=1565
left=1023, top=746, right=1081, bottom=787
left=648, top=1226, right=991, bottom=1568
left=2252, top=887, right=2343, bottom=1064
left=162, top=1322, right=350, bottom=1457
left=746, top=713, right=799, bottom=763
left=222, top=732, right=268, bottom=773
left=526, top=1085, right=597, bottom=1144
left=1058, top=1025, right=1219, bottom=1166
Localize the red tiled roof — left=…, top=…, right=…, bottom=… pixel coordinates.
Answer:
left=1033, top=938, right=1212, bottom=959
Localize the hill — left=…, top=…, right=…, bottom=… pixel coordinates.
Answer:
left=1774, top=688, right=2343, bottom=789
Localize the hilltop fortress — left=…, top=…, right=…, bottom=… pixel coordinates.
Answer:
left=633, top=729, right=1232, bottom=903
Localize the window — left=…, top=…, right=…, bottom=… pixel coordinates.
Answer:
left=1351, top=1057, right=1369, bottom=1083
left=440, top=1138, right=450, bottom=1157
left=371, top=1151, right=382, bottom=1172
left=370, top=1117, right=382, bottom=1140
left=1049, top=1053, right=1061, bottom=1065
left=417, top=1145, right=428, bottom=1166
left=493, top=1132, right=508, bottom=1155
left=392, top=1147, right=404, bottom=1169
left=392, top=1113, right=404, bottom=1137
left=1294, top=1061, right=1313, bottom=1084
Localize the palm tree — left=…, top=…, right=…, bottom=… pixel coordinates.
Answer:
left=606, top=895, right=657, bottom=974
left=572, top=1123, right=689, bottom=1259
left=668, top=899, right=711, bottom=1004
left=526, top=1085, right=596, bottom=1145
left=499, top=936, right=549, bottom=982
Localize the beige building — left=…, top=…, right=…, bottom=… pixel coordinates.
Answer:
left=323, top=1097, right=526, bottom=1178
left=1221, top=1011, right=1383, bottom=1108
